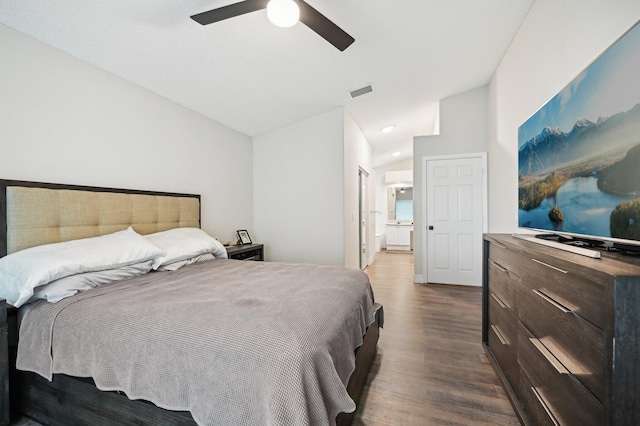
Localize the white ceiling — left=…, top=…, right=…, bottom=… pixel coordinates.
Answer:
left=0, top=0, right=533, bottom=167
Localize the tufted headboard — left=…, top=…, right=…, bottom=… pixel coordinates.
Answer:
left=0, top=180, right=200, bottom=257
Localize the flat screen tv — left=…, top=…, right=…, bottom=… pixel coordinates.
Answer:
left=518, top=20, right=640, bottom=253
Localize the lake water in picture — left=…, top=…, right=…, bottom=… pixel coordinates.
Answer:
left=518, top=176, right=635, bottom=237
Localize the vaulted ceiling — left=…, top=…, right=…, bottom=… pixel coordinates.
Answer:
left=0, top=0, right=534, bottom=166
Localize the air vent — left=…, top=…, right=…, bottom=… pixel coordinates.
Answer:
left=349, top=84, right=373, bottom=99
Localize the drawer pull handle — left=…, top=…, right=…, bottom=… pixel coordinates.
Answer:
left=490, top=293, right=507, bottom=309
left=490, top=325, right=508, bottom=345
left=532, top=289, right=572, bottom=314
left=529, top=338, right=568, bottom=374
left=489, top=260, right=508, bottom=273
left=531, top=386, right=561, bottom=426
left=531, top=258, right=568, bottom=274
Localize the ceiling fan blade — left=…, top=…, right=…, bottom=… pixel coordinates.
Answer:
left=298, top=0, right=354, bottom=51
left=191, top=0, right=269, bottom=25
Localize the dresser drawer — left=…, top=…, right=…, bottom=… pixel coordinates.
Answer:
left=517, top=254, right=605, bottom=329
left=488, top=240, right=524, bottom=277
left=518, top=368, right=559, bottom=426
left=519, top=324, right=603, bottom=426
left=488, top=295, right=519, bottom=390
left=488, top=259, right=517, bottom=312
left=518, top=281, right=604, bottom=402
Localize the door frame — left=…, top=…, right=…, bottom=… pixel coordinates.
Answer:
left=358, top=167, right=369, bottom=270
left=421, top=152, right=488, bottom=284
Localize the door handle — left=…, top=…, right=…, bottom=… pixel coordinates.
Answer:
left=529, top=338, right=568, bottom=374
left=532, top=289, right=572, bottom=314
left=531, top=387, right=561, bottom=426
left=428, top=226, right=434, bottom=230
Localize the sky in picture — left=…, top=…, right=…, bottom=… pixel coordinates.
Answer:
left=518, top=22, right=640, bottom=146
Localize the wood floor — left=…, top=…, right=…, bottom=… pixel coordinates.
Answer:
left=11, top=251, right=519, bottom=426
left=352, top=250, right=520, bottom=426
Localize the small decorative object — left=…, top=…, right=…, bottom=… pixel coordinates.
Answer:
left=237, top=230, right=252, bottom=245
left=548, top=205, right=564, bottom=224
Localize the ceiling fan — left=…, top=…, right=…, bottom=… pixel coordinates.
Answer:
left=191, top=0, right=355, bottom=51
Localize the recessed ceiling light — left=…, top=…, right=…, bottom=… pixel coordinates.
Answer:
left=391, top=151, right=402, bottom=157
left=381, top=125, right=395, bottom=133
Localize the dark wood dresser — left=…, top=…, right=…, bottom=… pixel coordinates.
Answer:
left=482, top=234, right=640, bottom=426
left=225, top=244, right=264, bottom=261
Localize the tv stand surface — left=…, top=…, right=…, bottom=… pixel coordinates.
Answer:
left=512, top=233, right=602, bottom=258
left=534, top=233, right=572, bottom=241
left=534, top=232, right=610, bottom=247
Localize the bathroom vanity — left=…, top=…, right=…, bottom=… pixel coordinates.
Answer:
left=386, top=223, right=413, bottom=251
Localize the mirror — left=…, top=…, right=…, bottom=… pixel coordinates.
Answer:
left=387, top=186, right=413, bottom=222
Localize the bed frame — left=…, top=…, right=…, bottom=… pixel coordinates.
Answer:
left=0, top=179, right=379, bottom=426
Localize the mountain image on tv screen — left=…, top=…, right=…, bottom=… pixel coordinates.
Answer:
left=518, top=20, right=640, bottom=242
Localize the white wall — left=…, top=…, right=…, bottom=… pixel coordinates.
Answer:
left=413, top=85, right=489, bottom=281
left=0, top=24, right=253, bottom=243
left=488, top=0, right=640, bottom=233
left=343, top=110, right=374, bottom=269
left=253, top=108, right=374, bottom=268
left=253, top=108, right=345, bottom=265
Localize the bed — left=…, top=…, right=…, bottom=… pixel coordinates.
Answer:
left=0, top=179, right=382, bottom=426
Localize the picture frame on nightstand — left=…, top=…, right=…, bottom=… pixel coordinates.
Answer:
left=237, top=229, right=252, bottom=245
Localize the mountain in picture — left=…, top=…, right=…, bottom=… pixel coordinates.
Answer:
left=518, top=103, right=640, bottom=176
left=598, top=143, right=640, bottom=194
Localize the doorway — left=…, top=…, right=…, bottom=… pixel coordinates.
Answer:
left=423, top=153, right=487, bottom=286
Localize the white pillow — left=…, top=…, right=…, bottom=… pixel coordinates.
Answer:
left=0, top=227, right=165, bottom=308
left=156, top=253, right=215, bottom=272
left=29, top=260, right=154, bottom=303
left=144, top=227, right=228, bottom=270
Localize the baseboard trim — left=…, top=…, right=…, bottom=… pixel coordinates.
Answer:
left=413, top=274, right=425, bottom=284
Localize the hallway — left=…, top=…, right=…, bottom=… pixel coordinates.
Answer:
left=354, top=251, right=519, bottom=425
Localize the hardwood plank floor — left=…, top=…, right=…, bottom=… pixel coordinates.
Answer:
left=353, top=250, right=520, bottom=426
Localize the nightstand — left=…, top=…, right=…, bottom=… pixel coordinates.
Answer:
left=225, top=244, right=264, bottom=261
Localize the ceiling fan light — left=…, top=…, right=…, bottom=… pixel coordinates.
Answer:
left=267, top=0, right=300, bottom=28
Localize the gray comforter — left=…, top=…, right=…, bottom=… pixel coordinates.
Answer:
left=17, top=259, right=378, bottom=426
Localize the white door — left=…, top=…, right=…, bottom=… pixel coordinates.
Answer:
left=426, top=156, right=484, bottom=286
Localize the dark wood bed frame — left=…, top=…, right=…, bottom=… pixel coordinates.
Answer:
left=0, top=179, right=380, bottom=426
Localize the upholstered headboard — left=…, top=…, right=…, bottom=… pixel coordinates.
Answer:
left=0, top=180, right=200, bottom=257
